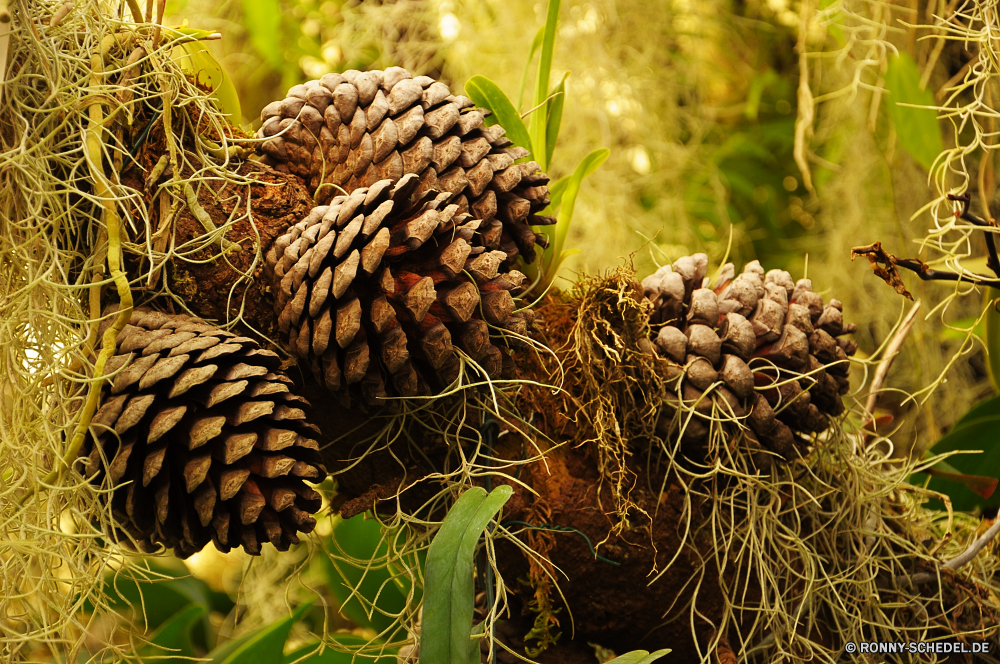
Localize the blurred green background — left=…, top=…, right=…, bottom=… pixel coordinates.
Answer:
left=165, top=0, right=992, bottom=455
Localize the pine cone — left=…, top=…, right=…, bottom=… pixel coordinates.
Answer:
left=80, top=307, right=326, bottom=557
left=265, top=175, right=531, bottom=408
left=256, top=67, right=555, bottom=264
left=643, top=256, right=858, bottom=461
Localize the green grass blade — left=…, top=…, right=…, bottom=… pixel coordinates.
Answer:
left=465, top=76, right=533, bottom=152
left=206, top=602, right=313, bottom=664
left=529, top=0, right=561, bottom=168
left=545, top=73, right=567, bottom=168
left=418, top=486, right=513, bottom=664
left=518, top=26, right=545, bottom=111
left=604, top=649, right=672, bottom=664
left=552, top=148, right=610, bottom=258
left=132, top=605, right=205, bottom=663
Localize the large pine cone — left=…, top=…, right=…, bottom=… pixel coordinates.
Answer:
left=265, top=175, right=531, bottom=408
left=80, top=307, right=326, bottom=557
left=256, top=67, right=554, bottom=264
left=644, top=256, right=857, bottom=461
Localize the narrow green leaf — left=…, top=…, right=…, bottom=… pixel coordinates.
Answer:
left=321, top=515, right=408, bottom=636
left=283, top=635, right=396, bottom=663
left=242, top=0, right=283, bottom=70
left=529, top=0, right=562, bottom=168
left=133, top=605, right=205, bottom=663
left=419, top=486, right=513, bottom=664
left=206, top=602, right=312, bottom=664
left=883, top=53, right=944, bottom=170
left=545, top=74, right=568, bottom=168
left=553, top=148, right=610, bottom=257
left=985, top=288, right=1000, bottom=393
left=464, top=76, right=532, bottom=152
left=604, top=649, right=672, bottom=664
left=517, top=26, right=545, bottom=111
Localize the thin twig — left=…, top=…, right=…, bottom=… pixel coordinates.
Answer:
left=864, top=300, right=922, bottom=419
left=948, top=193, right=1000, bottom=277
left=899, top=517, right=1000, bottom=587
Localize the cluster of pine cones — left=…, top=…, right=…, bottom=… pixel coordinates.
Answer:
left=81, top=67, right=856, bottom=558
left=643, top=254, right=856, bottom=462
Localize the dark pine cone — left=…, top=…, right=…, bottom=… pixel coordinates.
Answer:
left=80, top=307, right=326, bottom=557
left=264, top=175, right=533, bottom=408
left=256, top=67, right=555, bottom=265
left=644, top=255, right=858, bottom=462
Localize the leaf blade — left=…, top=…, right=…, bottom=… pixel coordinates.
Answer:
left=884, top=53, right=944, bottom=170
left=465, top=76, right=533, bottom=153
left=545, top=74, right=568, bottom=168
left=604, top=649, right=672, bottom=664
left=207, top=602, right=312, bottom=664
left=529, top=0, right=562, bottom=168
left=418, top=486, right=513, bottom=664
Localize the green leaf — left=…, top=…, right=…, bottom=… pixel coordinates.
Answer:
left=464, top=76, right=532, bottom=153
left=242, top=0, right=283, bottom=70
left=207, top=602, right=313, bottom=664
left=545, top=74, right=568, bottom=168
left=418, top=486, right=513, bottom=664
left=170, top=41, right=243, bottom=123
left=883, top=53, right=943, bottom=170
left=283, top=635, right=396, bottom=663
left=133, top=605, right=204, bottom=663
left=604, top=650, right=672, bottom=664
left=97, top=561, right=232, bottom=634
left=320, top=515, right=408, bottom=636
left=919, top=394, right=1000, bottom=511
left=985, top=288, right=1000, bottom=393
left=529, top=0, right=562, bottom=169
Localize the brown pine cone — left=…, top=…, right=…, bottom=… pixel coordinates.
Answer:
left=264, top=175, right=530, bottom=408
left=79, top=307, right=325, bottom=557
left=644, top=256, right=857, bottom=461
left=256, top=67, right=555, bottom=264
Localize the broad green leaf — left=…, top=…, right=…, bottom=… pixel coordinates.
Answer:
left=918, top=394, right=1000, bottom=511
left=170, top=41, right=243, bottom=122
left=529, top=0, right=562, bottom=169
left=419, top=486, right=513, bottom=664
left=320, top=515, right=407, bottom=636
left=464, top=76, right=532, bottom=152
left=241, top=0, right=283, bottom=70
left=133, top=605, right=204, bottom=663
left=206, top=602, right=312, bottom=664
left=986, top=288, right=1000, bottom=392
left=883, top=53, right=944, bottom=170
left=604, top=649, right=672, bottom=664
left=518, top=26, right=545, bottom=111
left=545, top=74, right=568, bottom=168
left=283, top=635, right=396, bottom=663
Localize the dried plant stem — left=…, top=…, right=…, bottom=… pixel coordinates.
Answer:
left=864, top=299, right=922, bottom=419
